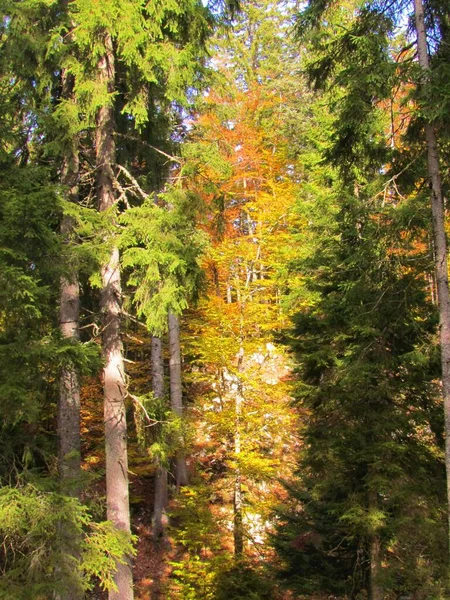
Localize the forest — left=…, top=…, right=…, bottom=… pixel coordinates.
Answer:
left=1, top=0, right=450, bottom=598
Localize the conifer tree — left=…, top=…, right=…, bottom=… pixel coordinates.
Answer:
left=293, top=0, right=450, bottom=555
left=272, top=2, right=450, bottom=594
left=274, top=179, right=447, bottom=597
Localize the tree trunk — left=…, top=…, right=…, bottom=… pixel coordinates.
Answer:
left=227, top=283, right=233, bottom=304
left=414, top=0, right=450, bottom=554
left=369, top=535, right=383, bottom=600
left=368, top=491, right=383, bottom=600
left=168, top=311, right=189, bottom=489
left=58, top=67, right=81, bottom=497
left=151, top=336, right=169, bottom=538
left=96, top=32, right=133, bottom=600
left=57, top=67, right=84, bottom=600
left=233, top=347, right=244, bottom=558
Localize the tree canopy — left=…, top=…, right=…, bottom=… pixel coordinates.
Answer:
left=0, top=0, right=449, bottom=598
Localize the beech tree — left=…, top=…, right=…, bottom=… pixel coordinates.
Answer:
left=165, top=2, right=304, bottom=594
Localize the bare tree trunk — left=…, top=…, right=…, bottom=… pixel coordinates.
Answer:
left=151, top=336, right=169, bottom=538
left=233, top=347, right=244, bottom=558
left=227, top=283, right=233, bottom=304
left=96, top=32, right=133, bottom=600
left=168, top=311, right=189, bottom=489
left=57, top=67, right=84, bottom=600
left=414, top=0, right=450, bottom=554
left=233, top=402, right=244, bottom=557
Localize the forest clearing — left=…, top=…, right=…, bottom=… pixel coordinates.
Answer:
left=0, top=0, right=450, bottom=598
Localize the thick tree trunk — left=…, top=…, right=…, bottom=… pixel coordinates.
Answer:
left=414, top=0, right=450, bottom=553
left=151, top=336, right=169, bottom=538
left=96, top=32, right=133, bottom=600
left=168, top=311, right=189, bottom=489
left=57, top=68, right=84, bottom=600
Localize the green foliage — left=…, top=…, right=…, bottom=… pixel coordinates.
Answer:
left=274, top=185, right=447, bottom=596
left=0, top=484, right=136, bottom=599
left=50, top=0, right=214, bottom=130
left=168, top=485, right=231, bottom=600
left=0, top=164, right=61, bottom=474
left=274, top=2, right=450, bottom=594
left=133, top=390, right=188, bottom=469
left=0, top=163, right=101, bottom=480
left=214, top=563, right=275, bottom=600
left=168, top=484, right=277, bottom=599
left=121, top=187, right=208, bottom=336
left=59, top=198, right=108, bottom=280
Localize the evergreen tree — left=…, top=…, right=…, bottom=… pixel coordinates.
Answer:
left=274, top=182, right=447, bottom=597
left=293, top=0, right=450, bottom=555
left=271, top=7, right=450, bottom=589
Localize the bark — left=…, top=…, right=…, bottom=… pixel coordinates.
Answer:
left=369, top=535, right=383, bottom=600
left=58, top=68, right=81, bottom=497
left=414, top=0, right=450, bottom=553
left=153, top=467, right=169, bottom=538
left=368, top=491, right=383, bottom=600
left=233, top=347, right=244, bottom=558
left=57, top=68, right=84, bottom=600
left=151, top=336, right=169, bottom=538
left=168, top=311, right=189, bottom=488
left=96, top=32, right=133, bottom=600
left=227, top=283, right=233, bottom=304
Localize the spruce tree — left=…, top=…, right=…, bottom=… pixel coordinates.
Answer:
left=274, top=178, right=447, bottom=598
left=293, top=0, right=450, bottom=556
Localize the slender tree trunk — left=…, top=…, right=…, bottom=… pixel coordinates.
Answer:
left=152, top=336, right=169, bottom=538
left=58, top=68, right=81, bottom=497
left=57, top=68, right=84, bottom=600
left=96, top=32, right=133, bottom=600
left=368, top=491, right=383, bottom=600
left=168, top=311, right=189, bottom=489
left=414, top=0, right=450, bottom=554
left=233, top=347, right=244, bottom=558
left=227, top=283, right=233, bottom=304
left=369, top=535, right=383, bottom=600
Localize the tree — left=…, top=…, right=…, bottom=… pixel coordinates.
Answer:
left=0, top=0, right=237, bottom=595
left=294, top=0, right=450, bottom=553
left=274, top=180, right=447, bottom=597
left=60, top=1, right=218, bottom=594
left=151, top=335, right=169, bottom=539
left=165, top=4, right=303, bottom=594
left=413, top=0, right=450, bottom=546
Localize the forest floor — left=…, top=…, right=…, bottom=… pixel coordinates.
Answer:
left=132, top=475, right=173, bottom=600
